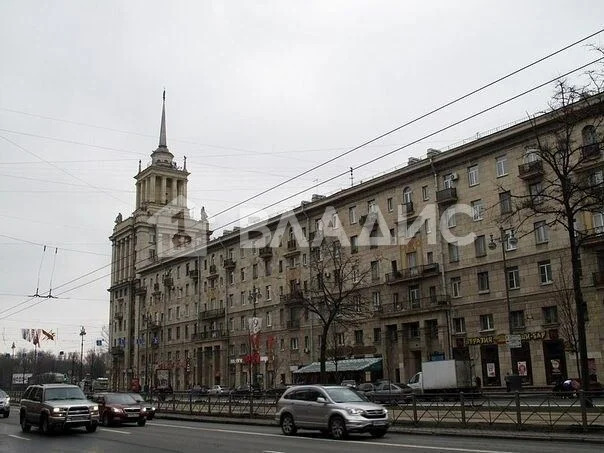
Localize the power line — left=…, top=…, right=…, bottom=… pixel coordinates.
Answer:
left=207, top=28, right=604, bottom=221
left=2, top=56, right=601, bottom=321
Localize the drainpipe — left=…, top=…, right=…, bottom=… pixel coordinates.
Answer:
left=218, top=237, right=230, bottom=389
left=430, top=158, right=453, bottom=360
left=300, top=203, right=313, bottom=363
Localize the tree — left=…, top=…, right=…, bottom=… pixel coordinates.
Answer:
left=301, top=239, right=372, bottom=383
left=506, top=73, right=604, bottom=390
left=552, top=269, right=580, bottom=380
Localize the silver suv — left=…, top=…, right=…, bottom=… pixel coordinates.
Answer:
left=19, top=384, right=99, bottom=434
left=275, top=385, right=389, bottom=440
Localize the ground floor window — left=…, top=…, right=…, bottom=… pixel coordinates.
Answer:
left=542, top=339, right=567, bottom=385
left=510, top=340, right=533, bottom=385
left=481, top=344, right=501, bottom=386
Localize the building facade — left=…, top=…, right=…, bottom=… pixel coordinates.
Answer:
left=109, top=94, right=604, bottom=391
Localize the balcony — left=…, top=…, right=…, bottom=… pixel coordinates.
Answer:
left=436, top=187, right=457, bottom=204
left=397, top=201, right=418, bottom=223
left=579, top=227, right=604, bottom=247
left=134, top=280, right=147, bottom=296
left=582, top=143, right=601, bottom=160
left=286, top=319, right=301, bottom=329
left=593, top=271, right=604, bottom=287
left=380, top=295, right=451, bottom=318
left=208, top=264, right=219, bottom=279
left=223, top=258, right=236, bottom=270
left=110, top=346, right=124, bottom=356
left=163, top=276, right=174, bottom=287
left=518, top=160, right=544, bottom=180
left=187, top=269, right=199, bottom=280
left=147, top=319, right=161, bottom=330
left=280, top=291, right=305, bottom=305
left=259, top=246, right=273, bottom=258
left=200, top=307, right=225, bottom=321
left=386, top=263, right=440, bottom=284
left=113, top=311, right=123, bottom=320
left=152, top=282, right=161, bottom=293
left=191, top=330, right=225, bottom=341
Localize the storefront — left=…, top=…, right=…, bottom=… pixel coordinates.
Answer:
left=542, top=339, right=567, bottom=385
left=480, top=344, right=501, bottom=386
left=510, top=340, right=533, bottom=385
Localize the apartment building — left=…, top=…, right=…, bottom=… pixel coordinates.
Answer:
left=108, top=94, right=604, bottom=391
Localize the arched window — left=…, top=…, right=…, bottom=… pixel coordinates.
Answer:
left=403, top=187, right=412, bottom=203
left=582, top=125, right=597, bottom=146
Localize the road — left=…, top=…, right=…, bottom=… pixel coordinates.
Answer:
left=0, top=409, right=597, bottom=453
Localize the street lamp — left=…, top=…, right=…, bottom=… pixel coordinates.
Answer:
left=79, top=326, right=86, bottom=382
left=488, top=227, right=518, bottom=336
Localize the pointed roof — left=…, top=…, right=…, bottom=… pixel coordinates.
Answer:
left=159, top=90, right=167, bottom=148
left=150, top=90, right=174, bottom=166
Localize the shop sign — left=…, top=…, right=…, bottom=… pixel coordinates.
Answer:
left=508, top=335, right=522, bottom=349
left=467, top=331, right=546, bottom=346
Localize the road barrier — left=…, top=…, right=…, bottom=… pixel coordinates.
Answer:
left=8, top=390, right=603, bottom=431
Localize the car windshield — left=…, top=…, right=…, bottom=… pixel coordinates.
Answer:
left=324, top=387, right=368, bottom=403
left=105, top=393, right=138, bottom=404
left=45, top=387, right=86, bottom=400
left=0, top=390, right=7, bottom=398
left=128, top=393, right=143, bottom=402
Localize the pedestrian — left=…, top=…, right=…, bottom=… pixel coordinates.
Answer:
left=505, top=372, right=511, bottom=392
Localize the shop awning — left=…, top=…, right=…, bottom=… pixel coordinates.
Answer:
left=293, top=357, right=382, bottom=374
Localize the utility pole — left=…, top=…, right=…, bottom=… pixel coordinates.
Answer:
left=79, top=326, right=86, bottom=382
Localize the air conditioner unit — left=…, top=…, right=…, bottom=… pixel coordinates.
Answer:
left=450, top=172, right=459, bottom=181
left=303, top=348, right=310, bottom=353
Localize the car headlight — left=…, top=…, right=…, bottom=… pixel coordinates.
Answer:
left=141, top=407, right=147, bottom=412
left=5, top=397, right=9, bottom=403
left=90, top=405, right=99, bottom=412
left=53, top=407, right=66, bottom=413
left=151, top=407, right=156, bottom=411
left=112, top=407, right=122, bottom=413
left=346, top=407, right=364, bottom=415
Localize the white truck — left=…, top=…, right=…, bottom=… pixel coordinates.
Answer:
left=407, top=360, right=474, bottom=395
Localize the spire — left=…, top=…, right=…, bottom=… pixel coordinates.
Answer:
left=159, top=89, right=167, bottom=148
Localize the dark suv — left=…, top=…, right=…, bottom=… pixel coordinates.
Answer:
left=19, top=384, right=99, bottom=434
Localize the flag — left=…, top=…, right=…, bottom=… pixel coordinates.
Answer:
left=41, top=329, right=55, bottom=341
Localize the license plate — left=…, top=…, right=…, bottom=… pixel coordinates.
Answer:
left=373, top=421, right=387, bottom=426
left=127, top=413, right=139, bottom=418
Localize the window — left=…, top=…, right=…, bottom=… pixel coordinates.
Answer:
left=370, top=261, right=380, bottom=281
left=266, top=311, right=272, bottom=327
left=354, top=330, right=364, bottom=345
left=504, top=229, right=517, bottom=251
left=451, top=277, right=461, bottom=298
left=589, top=169, right=603, bottom=186
left=448, top=242, right=459, bottom=262
left=373, top=327, right=382, bottom=343
left=240, top=291, right=246, bottom=305
left=403, top=187, right=412, bottom=203
left=534, top=221, right=549, bottom=244
left=529, top=182, right=543, bottom=205
left=424, top=218, right=432, bottom=234
left=468, top=165, right=479, bottom=186
left=368, top=199, right=377, bottom=213
left=499, top=191, right=512, bottom=214
left=331, top=213, right=338, bottom=229
left=475, top=235, right=487, bottom=257
left=279, top=260, right=283, bottom=273
left=389, top=228, right=396, bottom=244
left=539, top=261, right=553, bottom=284
left=443, top=173, right=455, bottom=189
left=240, top=268, right=245, bottom=281
left=426, top=251, right=434, bottom=264
left=507, top=266, right=520, bottom=289
left=543, top=306, right=559, bottom=325
left=471, top=200, right=484, bottom=221
left=446, top=207, right=456, bottom=228
left=582, top=125, right=598, bottom=146
left=387, top=197, right=393, bottom=212
left=496, top=156, right=508, bottom=177
left=422, top=185, right=429, bottom=201
left=266, top=285, right=272, bottom=300
left=349, top=206, right=357, bottom=224
left=593, top=212, right=604, bottom=233
left=252, top=264, right=258, bottom=279
left=510, top=310, right=525, bottom=329
left=480, top=314, right=494, bottom=331
left=290, top=337, right=299, bottom=350
left=350, top=235, right=358, bottom=254
left=408, top=285, right=420, bottom=308
left=453, top=317, right=466, bottom=334
left=477, top=271, right=490, bottom=292
left=372, top=292, right=381, bottom=311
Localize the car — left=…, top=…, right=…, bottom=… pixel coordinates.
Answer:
left=364, top=382, right=412, bottom=404
left=275, top=384, right=389, bottom=440
left=264, top=386, right=288, bottom=398
left=208, top=385, right=225, bottom=396
left=231, top=384, right=262, bottom=398
left=356, top=383, right=375, bottom=394
left=19, top=384, right=99, bottom=434
left=128, top=393, right=156, bottom=420
left=341, top=380, right=357, bottom=389
left=189, top=385, right=209, bottom=397
left=92, top=392, right=147, bottom=427
left=0, top=389, right=10, bottom=418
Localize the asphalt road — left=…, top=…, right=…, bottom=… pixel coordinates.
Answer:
left=0, top=409, right=597, bottom=453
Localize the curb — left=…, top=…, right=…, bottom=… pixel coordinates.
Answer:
left=154, top=413, right=604, bottom=444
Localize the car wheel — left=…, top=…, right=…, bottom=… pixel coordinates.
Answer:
left=280, top=413, right=297, bottom=436
left=101, top=413, right=110, bottom=427
left=330, top=415, right=348, bottom=440
left=85, top=423, right=98, bottom=433
left=3, top=412, right=9, bottom=418
left=20, top=413, right=31, bottom=433
left=370, top=428, right=387, bottom=438
left=147, top=414, right=154, bottom=420
left=137, top=419, right=146, bottom=427
left=40, top=415, right=52, bottom=435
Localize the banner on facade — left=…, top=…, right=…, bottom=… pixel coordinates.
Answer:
left=486, top=362, right=496, bottom=378
left=517, top=361, right=528, bottom=376
left=467, top=331, right=546, bottom=346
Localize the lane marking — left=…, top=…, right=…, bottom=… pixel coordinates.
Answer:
left=99, top=428, right=131, bottom=435
left=263, top=451, right=285, bottom=453
left=8, top=434, right=30, bottom=441
left=148, top=422, right=518, bottom=453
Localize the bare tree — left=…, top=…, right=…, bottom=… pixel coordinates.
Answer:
left=505, top=70, right=604, bottom=389
left=552, top=270, right=580, bottom=379
left=302, top=239, right=372, bottom=383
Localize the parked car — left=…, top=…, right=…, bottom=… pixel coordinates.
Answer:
left=189, top=385, right=209, bottom=397
left=356, top=383, right=375, bottom=394
left=264, top=386, right=288, bottom=398
left=276, top=384, right=389, bottom=440
left=365, top=382, right=412, bottom=404
left=341, top=380, right=357, bottom=389
left=231, top=384, right=262, bottom=397
left=19, top=384, right=99, bottom=434
left=128, top=393, right=156, bottom=420
left=92, top=392, right=146, bottom=427
left=208, top=385, right=226, bottom=396
left=0, top=389, right=10, bottom=418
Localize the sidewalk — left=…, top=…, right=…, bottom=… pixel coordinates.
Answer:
left=154, top=412, right=604, bottom=444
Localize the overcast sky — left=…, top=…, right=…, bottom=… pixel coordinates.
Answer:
left=1, top=0, right=603, bottom=356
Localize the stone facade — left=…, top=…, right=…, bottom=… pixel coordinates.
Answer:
left=109, top=95, right=604, bottom=391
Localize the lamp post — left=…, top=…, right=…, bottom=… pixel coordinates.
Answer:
left=79, top=326, right=86, bottom=382
left=142, top=313, right=152, bottom=391
left=488, top=227, right=517, bottom=335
